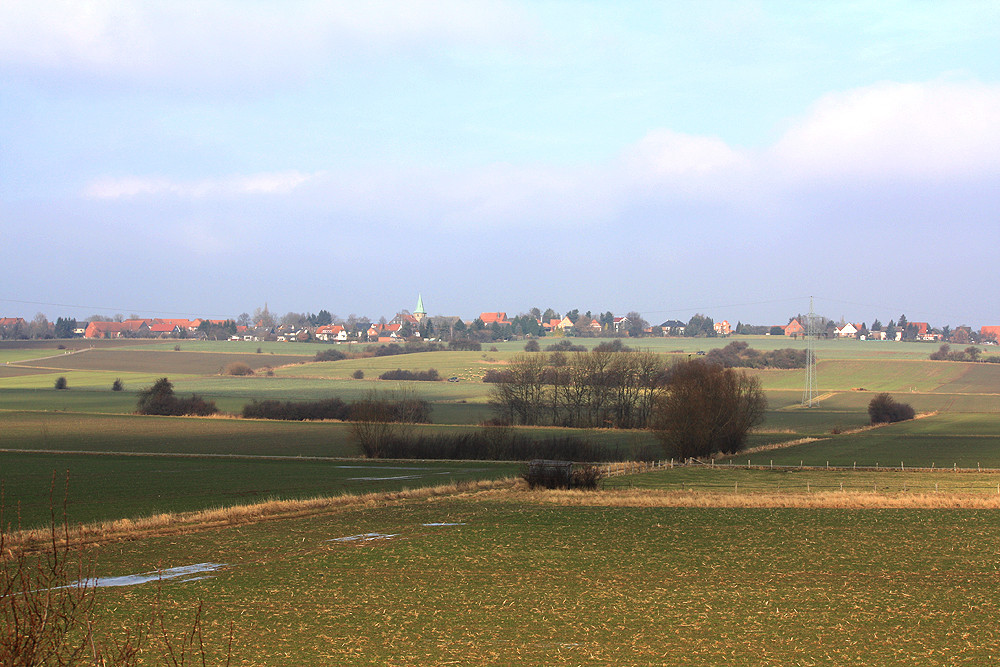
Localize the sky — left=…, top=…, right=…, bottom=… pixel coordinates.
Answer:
left=2, top=1, right=999, bottom=328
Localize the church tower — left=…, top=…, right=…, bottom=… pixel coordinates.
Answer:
left=414, top=294, right=426, bottom=323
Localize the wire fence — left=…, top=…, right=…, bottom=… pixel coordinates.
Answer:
left=598, top=458, right=1000, bottom=494
left=600, top=458, right=1000, bottom=476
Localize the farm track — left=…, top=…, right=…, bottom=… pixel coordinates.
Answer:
left=5, top=347, right=91, bottom=366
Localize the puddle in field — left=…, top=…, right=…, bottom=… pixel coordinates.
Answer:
left=329, top=521, right=468, bottom=543
left=329, top=532, right=398, bottom=543
left=72, top=563, right=227, bottom=588
left=422, top=522, right=466, bottom=527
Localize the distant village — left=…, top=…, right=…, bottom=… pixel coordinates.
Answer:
left=2, top=296, right=998, bottom=345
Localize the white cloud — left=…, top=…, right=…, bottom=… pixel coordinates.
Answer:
left=771, top=79, right=1000, bottom=180
left=0, top=0, right=531, bottom=86
left=83, top=171, right=316, bottom=199
left=626, top=129, right=746, bottom=178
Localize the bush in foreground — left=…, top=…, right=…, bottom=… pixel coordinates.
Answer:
left=868, top=393, right=915, bottom=424
left=521, top=462, right=605, bottom=489
left=1, top=484, right=232, bottom=664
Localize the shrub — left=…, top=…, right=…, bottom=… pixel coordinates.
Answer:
left=545, top=339, right=585, bottom=352
left=448, top=340, right=481, bottom=351
left=357, top=426, right=637, bottom=462
left=378, top=368, right=440, bottom=381
left=524, top=339, right=540, bottom=352
left=111, top=378, right=124, bottom=391
left=315, top=348, right=347, bottom=362
left=522, top=461, right=572, bottom=489
left=242, top=397, right=350, bottom=421
left=352, top=369, right=365, bottom=379
left=705, top=341, right=808, bottom=369
left=136, top=377, right=218, bottom=416
left=570, top=463, right=604, bottom=490
left=593, top=340, right=630, bottom=353
left=223, top=362, right=254, bottom=376
left=521, top=461, right=606, bottom=489
left=868, top=393, right=915, bottom=424
left=54, top=376, right=67, bottom=390
left=481, top=368, right=513, bottom=383
left=174, top=344, right=181, bottom=351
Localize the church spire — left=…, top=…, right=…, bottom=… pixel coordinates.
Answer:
left=414, top=294, right=426, bottom=322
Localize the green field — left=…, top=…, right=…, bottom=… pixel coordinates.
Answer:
left=0, top=451, right=519, bottom=529
left=70, top=493, right=1000, bottom=665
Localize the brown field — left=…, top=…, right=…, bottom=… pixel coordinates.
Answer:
left=12, top=348, right=314, bottom=374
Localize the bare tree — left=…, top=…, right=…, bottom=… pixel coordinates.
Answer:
left=652, top=360, right=766, bottom=459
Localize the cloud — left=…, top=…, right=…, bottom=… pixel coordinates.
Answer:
left=83, top=171, right=317, bottom=199
left=0, top=0, right=532, bottom=89
left=771, top=79, right=1000, bottom=181
left=79, top=80, right=1000, bottom=238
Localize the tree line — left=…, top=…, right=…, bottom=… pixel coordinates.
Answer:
left=488, top=349, right=670, bottom=429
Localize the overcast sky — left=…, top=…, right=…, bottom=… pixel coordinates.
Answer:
left=3, top=1, right=999, bottom=327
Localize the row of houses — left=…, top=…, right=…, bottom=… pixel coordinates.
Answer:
left=84, top=318, right=232, bottom=339
left=778, top=318, right=962, bottom=342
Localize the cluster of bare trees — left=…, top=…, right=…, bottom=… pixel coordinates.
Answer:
left=488, top=349, right=668, bottom=428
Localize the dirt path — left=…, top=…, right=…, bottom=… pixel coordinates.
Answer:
left=6, top=347, right=91, bottom=366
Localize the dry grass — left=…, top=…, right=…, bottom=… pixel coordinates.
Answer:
left=740, top=436, right=823, bottom=455
left=497, top=485, right=1000, bottom=509
left=2, top=478, right=516, bottom=556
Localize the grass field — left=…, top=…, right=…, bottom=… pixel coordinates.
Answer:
left=64, top=489, right=1000, bottom=665
left=0, top=451, right=520, bottom=529
left=761, top=413, right=1000, bottom=468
